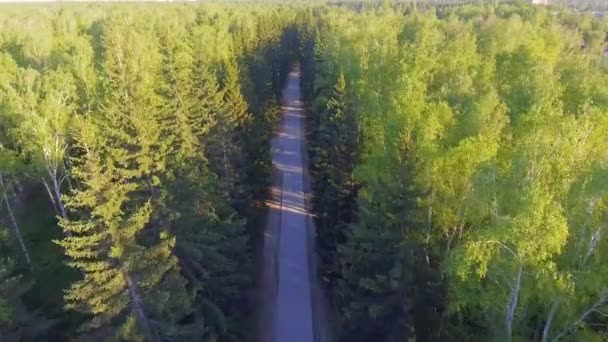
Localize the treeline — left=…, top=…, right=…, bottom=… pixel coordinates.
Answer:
left=554, top=0, right=608, bottom=11
left=0, top=4, right=296, bottom=340
left=301, top=2, right=608, bottom=341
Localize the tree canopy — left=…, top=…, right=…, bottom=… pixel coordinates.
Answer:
left=300, top=2, right=608, bottom=341
left=0, top=1, right=607, bottom=341
left=0, top=3, right=295, bottom=340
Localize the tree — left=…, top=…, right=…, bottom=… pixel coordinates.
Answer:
left=0, top=54, right=33, bottom=269
left=205, top=57, right=252, bottom=213
left=14, top=68, right=76, bottom=219
left=0, top=4, right=302, bottom=340
left=310, top=71, right=360, bottom=289
left=57, top=17, right=192, bottom=339
left=304, top=3, right=608, bottom=341
left=337, top=150, right=422, bottom=342
left=58, top=116, right=189, bottom=341
left=156, top=17, right=250, bottom=339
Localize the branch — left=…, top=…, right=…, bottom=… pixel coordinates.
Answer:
left=59, top=173, right=70, bottom=187
left=551, top=292, right=608, bottom=342
left=583, top=222, right=605, bottom=265
left=480, top=240, right=521, bottom=263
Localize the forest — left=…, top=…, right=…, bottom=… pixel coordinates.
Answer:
left=0, top=3, right=297, bottom=340
left=0, top=1, right=607, bottom=342
left=301, top=2, right=608, bottom=341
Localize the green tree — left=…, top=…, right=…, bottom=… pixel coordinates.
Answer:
left=58, top=117, right=189, bottom=340
left=337, top=152, right=421, bottom=342
left=205, top=58, right=252, bottom=212
left=14, top=68, right=76, bottom=219
left=57, top=17, right=191, bottom=339
left=0, top=153, right=31, bottom=269
left=156, top=16, right=250, bottom=339
left=311, top=72, right=360, bottom=287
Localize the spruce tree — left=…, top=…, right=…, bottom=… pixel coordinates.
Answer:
left=59, top=113, right=189, bottom=342
left=337, top=140, right=442, bottom=342
left=205, top=58, right=252, bottom=212
left=312, top=72, right=359, bottom=287
left=157, top=18, right=199, bottom=165
left=157, top=18, right=250, bottom=339
left=57, top=18, right=191, bottom=340
left=165, top=163, right=249, bottom=340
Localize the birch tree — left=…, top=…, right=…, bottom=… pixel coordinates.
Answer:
left=15, top=68, right=75, bottom=219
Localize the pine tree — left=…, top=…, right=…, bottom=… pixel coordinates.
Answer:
left=157, top=18, right=199, bottom=166
left=165, top=163, right=249, bottom=340
left=188, top=49, right=225, bottom=153
left=57, top=18, right=191, bottom=340
left=298, top=23, right=318, bottom=104
left=222, top=58, right=252, bottom=132
left=157, top=18, right=250, bottom=339
left=336, top=142, right=424, bottom=342
left=205, top=58, right=252, bottom=212
left=59, top=117, right=190, bottom=341
left=312, top=72, right=359, bottom=287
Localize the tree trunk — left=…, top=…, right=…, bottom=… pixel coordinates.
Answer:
left=505, top=265, right=523, bottom=342
left=0, top=174, right=33, bottom=269
left=221, top=139, right=231, bottom=194
left=50, top=171, right=67, bottom=219
left=222, top=140, right=229, bottom=181
left=542, top=299, right=561, bottom=342
left=583, top=225, right=604, bottom=265
left=123, top=269, right=156, bottom=342
left=44, top=171, right=71, bottom=237
left=42, top=179, right=59, bottom=214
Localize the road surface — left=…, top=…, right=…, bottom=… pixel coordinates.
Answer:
left=255, top=66, right=332, bottom=342
left=273, top=65, right=314, bottom=342
left=260, top=66, right=328, bottom=342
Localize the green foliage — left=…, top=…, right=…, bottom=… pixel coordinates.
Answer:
left=302, top=2, right=608, bottom=341
left=0, top=257, right=52, bottom=341
left=0, top=3, right=298, bottom=340
left=308, top=71, right=360, bottom=288
left=1, top=1, right=606, bottom=340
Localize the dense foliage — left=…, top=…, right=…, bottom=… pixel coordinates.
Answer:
left=301, top=2, right=608, bottom=341
left=0, top=3, right=295, bottom=340
left=1, top=1, right=607, bottom=341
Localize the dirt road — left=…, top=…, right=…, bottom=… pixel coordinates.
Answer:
left=259, top=66, right=329, bottom=342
